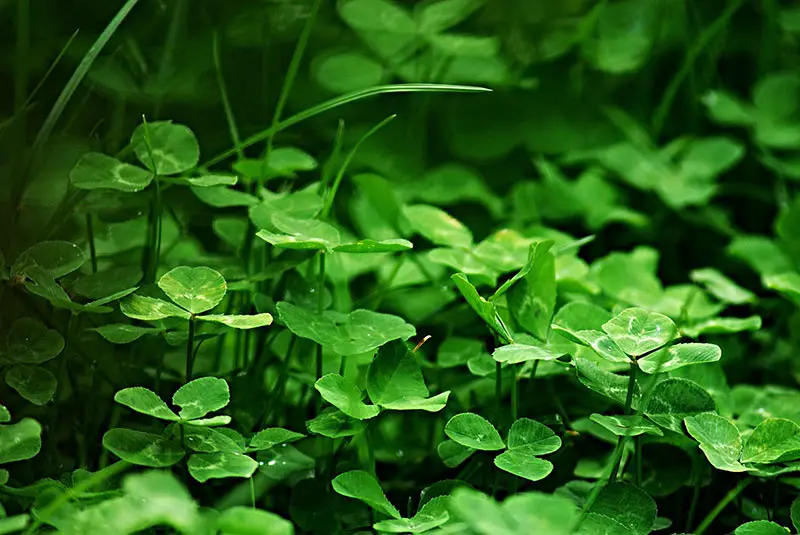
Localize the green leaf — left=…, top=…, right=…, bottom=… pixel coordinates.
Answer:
left=506, top=418, right=561, bottom=455
left=5, top=365, right=57, bottom=405
left=437, top=439, right=475, bottom=468
left=70, top=152, right=154, bottom=192
left=187, top=452, right=259, bottom=482
left=734, top=521, right=790, bottom=535
left=102, top=428, right=184, bottom=467
left=114, top=387, right=179, bottom=421
left=338, top=0, right=417, bottom=60
left=681, top=316, right=762, bottom=338
left=249, top=188, right=324, bottom=229
left=158, top=266, right=227, bottom=315
left=644, top=378, right=716, bottom=433
left=792, top=496, right=800, bottom=533
left=315, top=374, right=380, bottom=420
left=444, top=412, right=505, bottom=451
left=248, top=428, right=305, bottom=451
left=192, top=185, right=260, bottom=207
left=0, top=418, right=42, bottom=463
left=764, top=271, right=800, bottom=305
left=570, top=330, right=630, bottom=364
left=131, top=120, right=199, bottom=175
left=493, top=451, right=554, bottom=482
left=728, top=235, right=794, bottom=277
left=313, top=51, right=385, bottom=94
left=638, top=343, right=722, bottom=374
left=257, top=215, right=340, bottom=252
left=0, top=405, right=9, bottom=423
left=277, top=303, right=416, bottom=355
left=492, top=343, right=565, bottom=364
left=187, top=415, right=232, bottom=427
left=216, top=506, right=295, bottom=535
left=373, top=496, right=450, bottom=533
left=120, top=294, right=192, bottom=321
left=74, top=266, right=143, bottom=299
left=7, top=318, right=64, bottom=364
left=332, top=470, right=401, bottom=519
left=415, top=0, right=484, bottom=34
left=507, top=240, right=557, bottom=341
left=684, top=413, right=747, bottom=472
left=182, top=426, right=245, bottom=453
left=588, top=482, right=656, bottom=535
left=690, top=268, right=756, bottom=305
left=574, top=357, right=641, bottom=408
left=601, top=307, right=678, bottom=357
left=197, top=313, right=273, bottom=329
left=551, top=301, right=613, bottom=343
left=91, top=324, right=165, bottom=344
left=13, top=241, right=86, bottom=279
left=702, top=90, right=755, bottom=126
left=185, top=174, right=238, bottom=187
left=742, top=418, right=800, bottom=464
left=451, top=273, right=512, bottom=343
left=306, top=408, right=366, bottom=438
left=403, top=204, right=473, bottom=248
left=589, top=414, right=663, bottom=437
left=367, top=340, right=431, bottom=407
left=0, top=514, right=29, bottom=534
left=333, top=238, right=413, bottom=253
left=448, top=488, right=516, bottom=535
left=172, top=377, right=230, bottom=420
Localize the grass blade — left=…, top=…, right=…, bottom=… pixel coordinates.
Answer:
left=31, top=0, right=140, bottom=157
left=204, top=83, right=491, bottom=167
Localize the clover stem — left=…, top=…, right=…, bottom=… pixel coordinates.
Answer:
left=635, top=436, right=642, bottom=487
left=249, top=477, right=256, bottom=509
left=511, top=364, right=518, bottom=422
left=494, top=361, right=502, bottom=424
left=185, top=315, right=197, bottom=382
left=686, top=473, right=702, bottom=532
left=315, top=252, right=325, bottom=389
left=693, top=477, right=752, bottom=535
left=85, top=213, right=97, bottom=273
left=609, top=361, right=638, bottom=484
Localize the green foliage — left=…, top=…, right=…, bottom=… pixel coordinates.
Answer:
left=4, top=0, right=800, bottom=533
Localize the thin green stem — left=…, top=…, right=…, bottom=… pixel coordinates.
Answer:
left=315, top=252, right=326, bottom=409
left=495, top=362, right=502, bottom=424
left=212, top=31, right=242, bottom=160
left=86, top=213, right=97, bottom=273
left=185, top=316, right=197, bottom=382
left=250, top=477, right=256, bottom=509
left=686, top=474, right=702, bottom=532
left=693, top=477, right=752, bottom=535
left=635, top=436, right=642, bottom=487
left=610, top=361, right=638, bottom=484
left=320, top=115, right=396, bottom=219
left=524, top=360, right=540, bottom=403
left=511, top=364, right=518, bottom=422
left=650, top=0, right=746, bottom=138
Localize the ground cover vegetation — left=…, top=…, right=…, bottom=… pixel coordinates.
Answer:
left=2, top=0, right=800, bottom=533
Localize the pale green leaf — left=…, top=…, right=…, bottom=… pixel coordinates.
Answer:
left=120, top=294, right=192, bottom=321
left=172, top=377, right=230, bottom=420
left=0, top=418, right=42, bottom=463
left=131, top=120, right=199, bottom=175
left=248, top=428, right=305, bottom=451
left=102, top=428, right=184, bottom=467
left=114, top=387, right=179, bottom=421
left=197, top=313, right=273, bottom=329
left=444, top=412, right=504, bottom=451
left=333, top=239, right=413, bottom=253
left=684, top=413, right=747, bottom=472
left=601, top=307, right=678, bottom=357
left=493, top=451, right=553, bottom=482
left=216, top=506, right=294, bottom=535
left=690, top=268, right=756, bottom=305
left=332, top=470, right=401, bottom=519
left=403, top=204, right=473, bottom=248
left=187, top=452, right=258, bottom=482
left=315, top=373, right=380, bottom=420
left=70, top=152, right=153, bottom=192
left=158, top=266, right=227, bottom=315
left=644, top=378, right=716, bottom=433
left=589, top=414, right=663, bottom=437
left=638, top=343, right=722, bottom=374
left=373, top=496, right=450, bottom=533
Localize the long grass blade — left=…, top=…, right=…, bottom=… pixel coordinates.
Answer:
left=212, top=31, right=242, bottom=160
left=31, top=0, right=140, bottom=157
left=321, top=114, right=396, bottom=219
left=204, top=83, right=491, bottom=167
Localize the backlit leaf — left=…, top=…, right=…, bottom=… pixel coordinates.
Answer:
left=445, top=412, right=504, bottom=451
left=602, top=307, right=678, bottom=357
left=332, top=470, right=401, bottom=519
left=644, top=378, right=715, bottom=433
left=197, top=313, right=273, bottom=329
left=158, top=266, right=227, bottom=314
left=403, top=204, right=473, bottom=249
left=315, top=373, right=380, bottom=420
left=638, top=343, right=722, bottom=374
left=187, top=452, right=258, bottom=482
left=742, top=418, right=800, bottom=464
left=102, top=428, right=184, bottom=467
left=131, top=120, right=199, bottom=175
left=114, top=387, right=179, bottom=421
left=684, top=413, right=746, bottom=472
left=120, top=294, right=192, bottom=321
left=70, top=152, right=153, bottom=192
left=493, top=451, right=553, bottom=482
left=172, top=377, right=230, bottom=420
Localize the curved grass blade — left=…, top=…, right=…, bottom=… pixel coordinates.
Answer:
left=321, top=114, right=396, bottom=218
left=204, top=83, right=492, bottom=167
